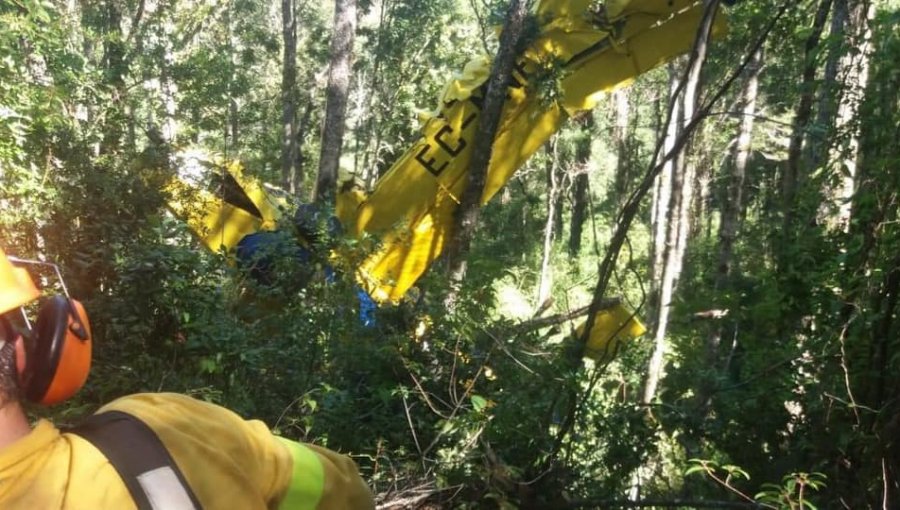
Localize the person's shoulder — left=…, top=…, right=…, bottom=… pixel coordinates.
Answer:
left=98, top=392, right=244, bottom=426
left=102, top=392, right=195, bottom=405
left=101, top=392, right=212, bottom=411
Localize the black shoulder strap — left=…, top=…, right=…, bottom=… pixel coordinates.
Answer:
left=66, top=410, right=204, bottom=510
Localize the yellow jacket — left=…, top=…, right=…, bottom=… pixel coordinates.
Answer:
left=0, top=393, right=374, bottom=509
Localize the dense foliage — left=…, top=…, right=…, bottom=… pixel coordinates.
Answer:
left=1, top=0, right=897, bottom=508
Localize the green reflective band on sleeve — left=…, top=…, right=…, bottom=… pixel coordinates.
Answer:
left=276, top=437, right=325, bottom=510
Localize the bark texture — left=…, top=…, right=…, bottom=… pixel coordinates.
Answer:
left=316, top=0, right=357, bottom=203
left=444, top=0, right=529, bottom=300
left=568, top=113, right=594, bottom=257
left=827, top=0, right=875, bottom=231
left=649, top=64, right=680, bottom=308
left=281, top=0, right=298, bottom=192
left=783, top=0, right=832, bottom=227
left=642, top=0, right=717, bottom=405
left=611, top=89, right=631, bottom=206
left=700, top=46, right=763, bottom=408
left=536, top=138, right=561, bottom=311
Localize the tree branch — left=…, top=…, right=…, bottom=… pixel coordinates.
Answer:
left=509, top=297, right=621, bottom=334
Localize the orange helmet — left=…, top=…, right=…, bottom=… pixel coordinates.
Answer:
left=0, top=248, right=41, bottom=314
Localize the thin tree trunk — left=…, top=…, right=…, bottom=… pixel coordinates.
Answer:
left=229, top=98, right=239, bottom=149
left=359, top=0, right=392, bottom=180
left=806, top=0, right=849, bottom=172
left=695, top=142, right=713, bottom=241
left=611, top=88, right=630, bottom=205
left=316, top=0, right=358, bottom=203
left=224, top=4, right=238, bottom=151
left=700, top=46, right=763, bottom=407
left=568, top=113, right=594, bottom=257
left=536, top=137, right=561, bottom=311
left=100, top=0, right=127, bottom=155
left=293, top=99, right=314, bottom=192
left=643, top=0, right=716, bottom=405
left=160, top=28, right=177, bottom=147
left=643, top=67, right=684, bottom=405
left=721, top=47, right=762, bottom=292
left=569, top=173, right=589, bottom=257
left=126, top=102, right=137, bottom=151
left=677, top=15, right=708, bottom=258
left=783, top=0, right=832, bottom=228
left=281, top=0, right=298, bottom=192
left=869, top=255, right=900, bottom=416
left=643, top=140, right=686, bottom=405
left=828, top=0, right=874, bottom=231
left=444, top=0, right=529, bottom=304
left=674, top=99, right=694, bottom=288
left=145, top=0, right=176, bottom=153
left=191, top=106, right=200, bottom=143
left=649, top=64, right=681, bottom=310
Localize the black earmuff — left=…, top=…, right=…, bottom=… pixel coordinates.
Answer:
left=18, top=295, right=92, bottom=405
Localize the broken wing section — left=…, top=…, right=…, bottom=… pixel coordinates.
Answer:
left=164, top=155, right=285, bottom=256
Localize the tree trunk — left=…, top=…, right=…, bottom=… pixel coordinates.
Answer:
left=674, top=100, right=694, bottom=288
left=281, top=0, right=298, bottom=192
left=649, top=64, right=681, bottom=310
left=643, top=143, right=688, bottom=405
left=826, top=0, right=875, bottom=231
left=569, top=173, right=589, bottom=257
left=695, top=145, right=713, bottom=242
left=160, top=28, right=177, bottom=147
left=643, top=0, right=716, bottom=405
left=358, top=0, right=390, bottom=182
left=611, top=88, right=631, bottom=206
left=783, top=0, right=832, bottom=228
left=643, top=66, right=684, bottom=405
left=677, top=10, right=709, bottom=259
left=536, top=137, right=561, bottom=311
left=444, top=0, right=530, bottom=302
left=138, top=0, right=175, bottom=151
left=316, top=0, right=358, bottom=203
left=100, top=0, right=127, bottom=155
left=721, top=47, right=762, bottom=292
left=869, top=254, right=900, bottom=417
left=700, top=46, right=763, bottom=407
left=806, top=0, right=848, bottom=172
left=568, top=113, right=594, bottom=257
left=228, top=97, right=239, bottom=149
left=293, top=99, right=314, bottom=192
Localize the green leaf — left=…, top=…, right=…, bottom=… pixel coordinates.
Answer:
left=684, top=465, right=709, bottom=476
left=722, top=464, right=750, bottom=480
left=471, top=394, right=488, bottom=412
left=438, top=420, right=455, bottom=435
left=199, top=357, right=218, bottom=374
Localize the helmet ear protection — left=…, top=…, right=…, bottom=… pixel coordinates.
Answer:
left=16, top=296, right=92, bottom=405
left=0, top=253, right=92, bottom=406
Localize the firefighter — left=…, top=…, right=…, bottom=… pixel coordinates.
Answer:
left=0, top=248, right=374, bottom=509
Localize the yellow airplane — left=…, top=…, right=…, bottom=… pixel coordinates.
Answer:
left=164, top=0, right=727, bottom=359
